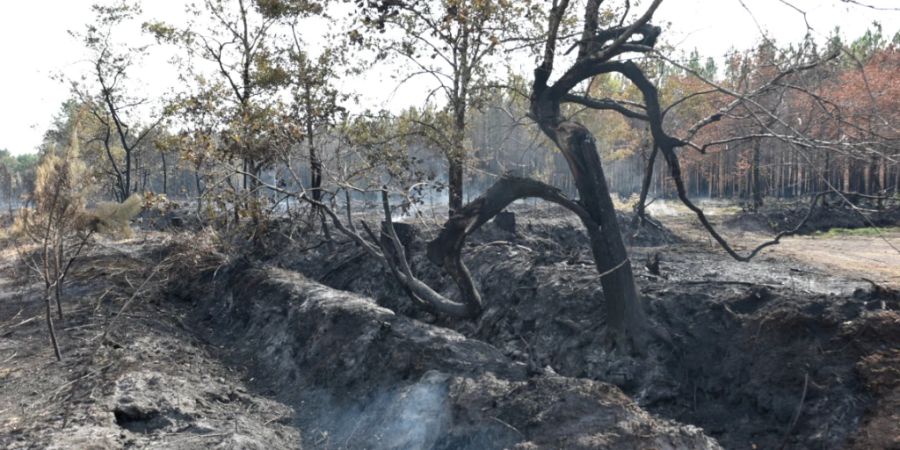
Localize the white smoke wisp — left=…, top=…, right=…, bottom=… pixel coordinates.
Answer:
left=376, top=371, right=451, bottom=449
left=647, top=200, right=683, bottom=217
left=312, top=371, right=452, bottom=450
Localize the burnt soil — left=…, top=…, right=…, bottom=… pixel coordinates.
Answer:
left=275, top=205, right=900, bottom=449
left=723, top=200, right=900, bottom=235
left=0, top=236, right=299, bottom=449
left=0, top=205, right=898, bottom=449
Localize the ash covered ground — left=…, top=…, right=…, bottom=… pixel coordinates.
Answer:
left=1, top=202, right=898, bottom=449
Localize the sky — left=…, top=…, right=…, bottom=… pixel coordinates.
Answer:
left=0, top=0, right=897, bottom=156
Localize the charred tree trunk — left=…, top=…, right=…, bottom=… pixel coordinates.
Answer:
left=634, top=143, right=659, bottom=225
left=303, top=89, right=330, bottom=241
left=308, top=141, right=322, bottom=203
left=558, top=125, right=645, bottom=344
left=718, top=149, right=727, bottom=198
left=45, top=288, right=62, bottom=361
left=532, top=91, right=646, bottom=347
left=843, top=159, right=851, bottom=192
left=160, top=150, right=168, bottom=196
left=194, top=168, right=204, bottom=216
left=304, top=84, right=323, bottom=204
left=448, top=105, right=467, bottom=215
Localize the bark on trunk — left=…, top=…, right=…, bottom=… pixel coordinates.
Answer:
left=634, top=144, right=659, bottom=224
left=531, top=95, right=646, bottom=346
left=751, top=138, right=763, bottom=210
left=558, top=125, right=645, bottom=345
left=161, top=150, right=168, bottom=195
left=448, top=105, right=467, bottom=215
left=195, top=169, right=204, bottom=216
left=46, top=288, right=62, bottom=361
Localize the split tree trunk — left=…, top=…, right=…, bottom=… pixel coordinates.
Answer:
left=554, top=124, right=646, bottom=346
left=531, top=104, right=646, bottom=346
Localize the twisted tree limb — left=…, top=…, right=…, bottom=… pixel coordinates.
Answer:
left=426, top=175, right=597, bottom=318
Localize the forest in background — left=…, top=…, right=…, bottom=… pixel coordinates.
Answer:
left=0, top=2, right=897, bottom=217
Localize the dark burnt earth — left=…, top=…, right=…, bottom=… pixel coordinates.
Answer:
left=1, top=207, right=897, bottom=449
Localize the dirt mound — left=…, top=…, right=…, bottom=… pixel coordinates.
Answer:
left=852, top=348, right=900, bottom=449
left=460, top=255, right=888, bottom=449
left=725, top=202, right=900, bottom=234
left=279, top=212, right=897, bottom=449
left=504, top=204, right=679, bottom=247
left=7, top=211, right=889, bottom=449
left=186, top=264, right=720, bottom=449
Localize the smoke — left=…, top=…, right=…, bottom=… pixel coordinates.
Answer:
left=646, top=198, right=738, bottom=217
left=304, top=371, right=451, bottom=450
left=646, top=200, right=683, bottom=217
left=375, top=372, right=450, bottom=449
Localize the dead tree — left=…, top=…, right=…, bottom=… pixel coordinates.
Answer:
left=522, top=0, right=831, bottom=341
left=524, top=0, right=670, bottom=347
left=280, top=1, right=843, bottom=350
left=247, top=1, right=666, bottom=348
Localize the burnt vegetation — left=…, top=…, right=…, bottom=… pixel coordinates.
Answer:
left=1, top=0, right=899, bottom=449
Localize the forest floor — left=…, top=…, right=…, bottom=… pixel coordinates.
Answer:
left=0, top=240, right=300, bottom=449
left=0, top=200, right=898, bottom=449
left=651, top=200, right=900, bottom=288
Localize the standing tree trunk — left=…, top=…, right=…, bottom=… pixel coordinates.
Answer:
left=634, top=143, right=659, bottom=225
left=194, top=169, right=204, bottom=216
left=547, top=122, right=646, bottom=345
left=448, top=101, right=467, bottom=214
left=843, top=158, right=852, bottom=192
left=125, top=148, right=132, bottom=199
left=529, top=43, right=663, bottom=348
left=160, top=149, right=168, bottom=195
left=751, top=138, right=763, bottom=210
left=863, top=157, right=873, bottom=195
left=718, top=149, right=727, bottom=198
left=40, top=192, right=63, bottom=361
left=45, top=288, right=62, bottom=361
left=305, top=85, right=323, bottom=204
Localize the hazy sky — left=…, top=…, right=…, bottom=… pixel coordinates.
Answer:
left=1, top=0, right=897, bottom=155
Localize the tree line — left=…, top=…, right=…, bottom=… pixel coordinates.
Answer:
left=3, top=4, right=890, bottom=219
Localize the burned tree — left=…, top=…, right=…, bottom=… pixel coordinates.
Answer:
left=427, top=0, right=837, bottom=341
left=521, top=0, right=667, bottom=347
left=256, top=1, right=874, bottom=352
left=260, top=0, right=665, bottom=347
